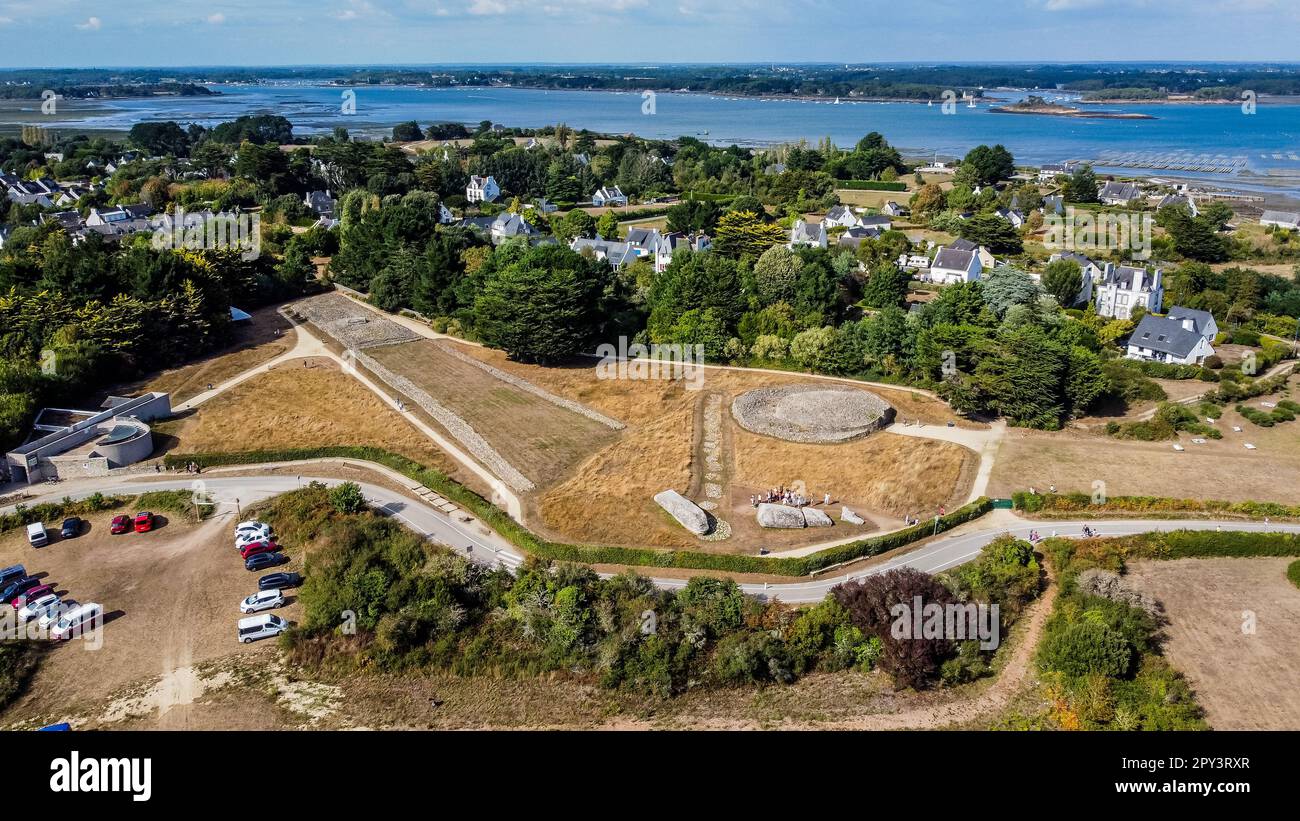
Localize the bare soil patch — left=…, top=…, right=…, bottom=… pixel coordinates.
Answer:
left=1125, top=557, right=1300, bottom=730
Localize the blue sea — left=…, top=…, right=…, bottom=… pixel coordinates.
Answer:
left=27, top=83, right=1300, bottom=198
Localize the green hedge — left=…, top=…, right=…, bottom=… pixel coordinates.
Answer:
left=0, top=492, right=127, bottom=534
left=1013, top=491, right=1300, bottom=520
left=1288, top=559, right=1300, bottom=589
left=837, top=180, right=908, bottom=191
left=165, top=447, right=992, bottom=576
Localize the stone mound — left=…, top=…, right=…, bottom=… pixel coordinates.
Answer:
left=731, top=384, right=894, bottom=443
left=655, top=490, right=710, bottom=535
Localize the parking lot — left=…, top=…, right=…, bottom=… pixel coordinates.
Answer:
left=0, top=507, right=304, bottom=728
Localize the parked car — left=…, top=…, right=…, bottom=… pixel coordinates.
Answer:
left=60, top=518, right=82, bottom=539
left=18, top=593, right=61, bottom=622
left=239, top=588, right=285, bottom=614
left=133, top=512, right=154, bottom=533
left=109, top=515, right=131, bottom=535
left=235, top=529, right=273, bottom=550
left=26, top=523, right=48, bottom=548
left=238, top=539, right=279, bottom=561
left=0, top=565, right=26, bottom=588
left=237, top=613, right=288, bottom=643
left=38, top=599, right=77, bottom=630
left=258, top=572, right=303, bottom=591
left=245, top=552, right=289, bottom=572
left=50, top=603, right=102, bottom=640
left=1, top=577, right=41, bottom=605
left=235, top=520, right=272, bottom=538
left=13, top=583, right=55, bottom=609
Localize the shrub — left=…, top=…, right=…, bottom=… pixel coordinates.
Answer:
left=328, top=482, right=368, bottom=515
left=1288, top=559, right=1300, bottom=590
left=1039, top=618, right=1133, bottom=678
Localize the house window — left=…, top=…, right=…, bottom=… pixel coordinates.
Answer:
left=1117, top=295, right=1129, bottom=305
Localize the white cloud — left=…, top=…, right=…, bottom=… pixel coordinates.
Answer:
left=206, top=12, right=225, bottom=24
left=75, top=15, right=100, bottom=30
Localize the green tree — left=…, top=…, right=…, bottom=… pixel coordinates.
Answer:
left=1042, top=259, right=1085, bottom=307
left=861, top=262, right=910, bottom=309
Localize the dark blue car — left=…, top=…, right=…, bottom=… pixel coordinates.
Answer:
left=0, top=565, right=26, bottom=588
left=258, top=572, right=303, bottom=591
left=245, top=552, right=289, bottom=572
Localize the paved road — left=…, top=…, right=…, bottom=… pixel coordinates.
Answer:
left=7, top=473, right=1300, bottom=604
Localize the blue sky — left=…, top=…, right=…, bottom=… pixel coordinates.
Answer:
left=1, top=0, right=1298, bottom=66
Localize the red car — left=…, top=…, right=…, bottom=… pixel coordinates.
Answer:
left=12, top=583, right=54, bottom=609
left=238, top=540, right=280, bottom=561
left=110, top=515, right=131, bottom=535
left=133, top=512, right=153, bottom=533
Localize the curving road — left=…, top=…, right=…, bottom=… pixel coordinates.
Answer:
left=6, top=471, right=1300, bottom=604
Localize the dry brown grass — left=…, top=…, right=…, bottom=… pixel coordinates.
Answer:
left=732, top=428, right=974, bottom=516
left=366, top=339, right=621, bottom=488
left=155, top=361, right=469, bottom=486
left=1125, top=557, right=1300, bottom=730
left=991, top=376, right=1300, bottom=503
left=96, top=306, right=294, bottom=404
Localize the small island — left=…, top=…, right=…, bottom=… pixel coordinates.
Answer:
left=989, top=95, right=1156, bottom=120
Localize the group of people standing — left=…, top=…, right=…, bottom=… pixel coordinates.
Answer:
left=751, top=487, right=833, bottom=509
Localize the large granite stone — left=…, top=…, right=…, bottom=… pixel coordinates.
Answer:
left=654, top=490, right=710, bottom=535
left=802, top=507, right=834, bottom=528
left=840, top=507, right=865, bottom=525
left=757, top=503, right=809, bottom=529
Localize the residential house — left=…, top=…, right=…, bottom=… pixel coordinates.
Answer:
left=1038, top=164, right=1065, bottom=183
left=927, top=245, right=982, bottom=284
left=1167, top=306, right=1219, bottom=341
left=1095, top=265, right=1163, bottom=320
left=1098, top=181, right=1141, bottom=206
left=858, top=214, right=893, bottom=232
left=1125, top=310, right=1216, bottom=365
left=571, top=237, right=639, bottom=268
left=533, top=198, right=559, bottom=214
left=438, top=203, right=456, bottom=224
left=1042, top=194, right=1065, bottom=216
left=950, top=238, right=996, bottom=270
left=466, top=175, right=500, bottom=204
left=881, top=201, right=909, bottom=218
left=40, top=210, right=84, bottom=233
left=0, top=225, right=11, bottom=250
left=490, top=212, right=540, bottom=244
left=899, top=253, right=931, bottom=271
left=592, top=186, right=628, bottom=207
left=1043, top=251, right=1104, bottom=306
left=623, top=227, right=661, bottom=258
left=85, top=203, right=153, bottom=230
left=304, top=190, right=336, bottom=218
left=994, top=207, right=1025, bottom=229
left=837, top=226, right=883, bottom=249
left=788, top=219, right=827, bottom=249
left=1157, top=193, right=1199, bottom=216
left=823, top=205, right=859, bottom=229
left=1261, top=210, right=1300, bottom=231
left=654, top=232, right=712, bottom=273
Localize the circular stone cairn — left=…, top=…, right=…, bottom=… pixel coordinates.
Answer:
left=731, top=384, right=895, bottom=444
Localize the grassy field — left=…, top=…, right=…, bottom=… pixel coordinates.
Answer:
left=93, top=305, right=295, bottom=405
left=154, top=361, right=474, bottom=490
left=990, top=375, right=1300, bottom=503
left=1125, top=557, right=1300, bottom=730
left=366, top=339, right=622, bottom=489
left=447, top=342, right=978, bottom=551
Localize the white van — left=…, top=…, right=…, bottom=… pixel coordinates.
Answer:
left=50, top=602, right=102, bottom=640
left=238, top=613, right=288, bottom=643
left=26, top=523, right=48, bottom=548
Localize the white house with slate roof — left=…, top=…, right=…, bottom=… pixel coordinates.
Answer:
left=466, top=175, right=500, bottom=204
left=928, top=244, right=982, bottom=284
left=592, top=186, right=628, bottom=207
left=823, top=205, right=859, bottom=229
left=654, top=232, right=711, bottom=273
left=1099, top=181, right=1141, bottom=206
left=1126, top=309, right=1216, bottom=365
left=1095, top=264, right=1163, bottom=320
left=788, top=219, right=827, bottom=249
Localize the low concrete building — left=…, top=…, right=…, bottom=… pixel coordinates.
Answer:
left=4, top=393, right=171, bottom=484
